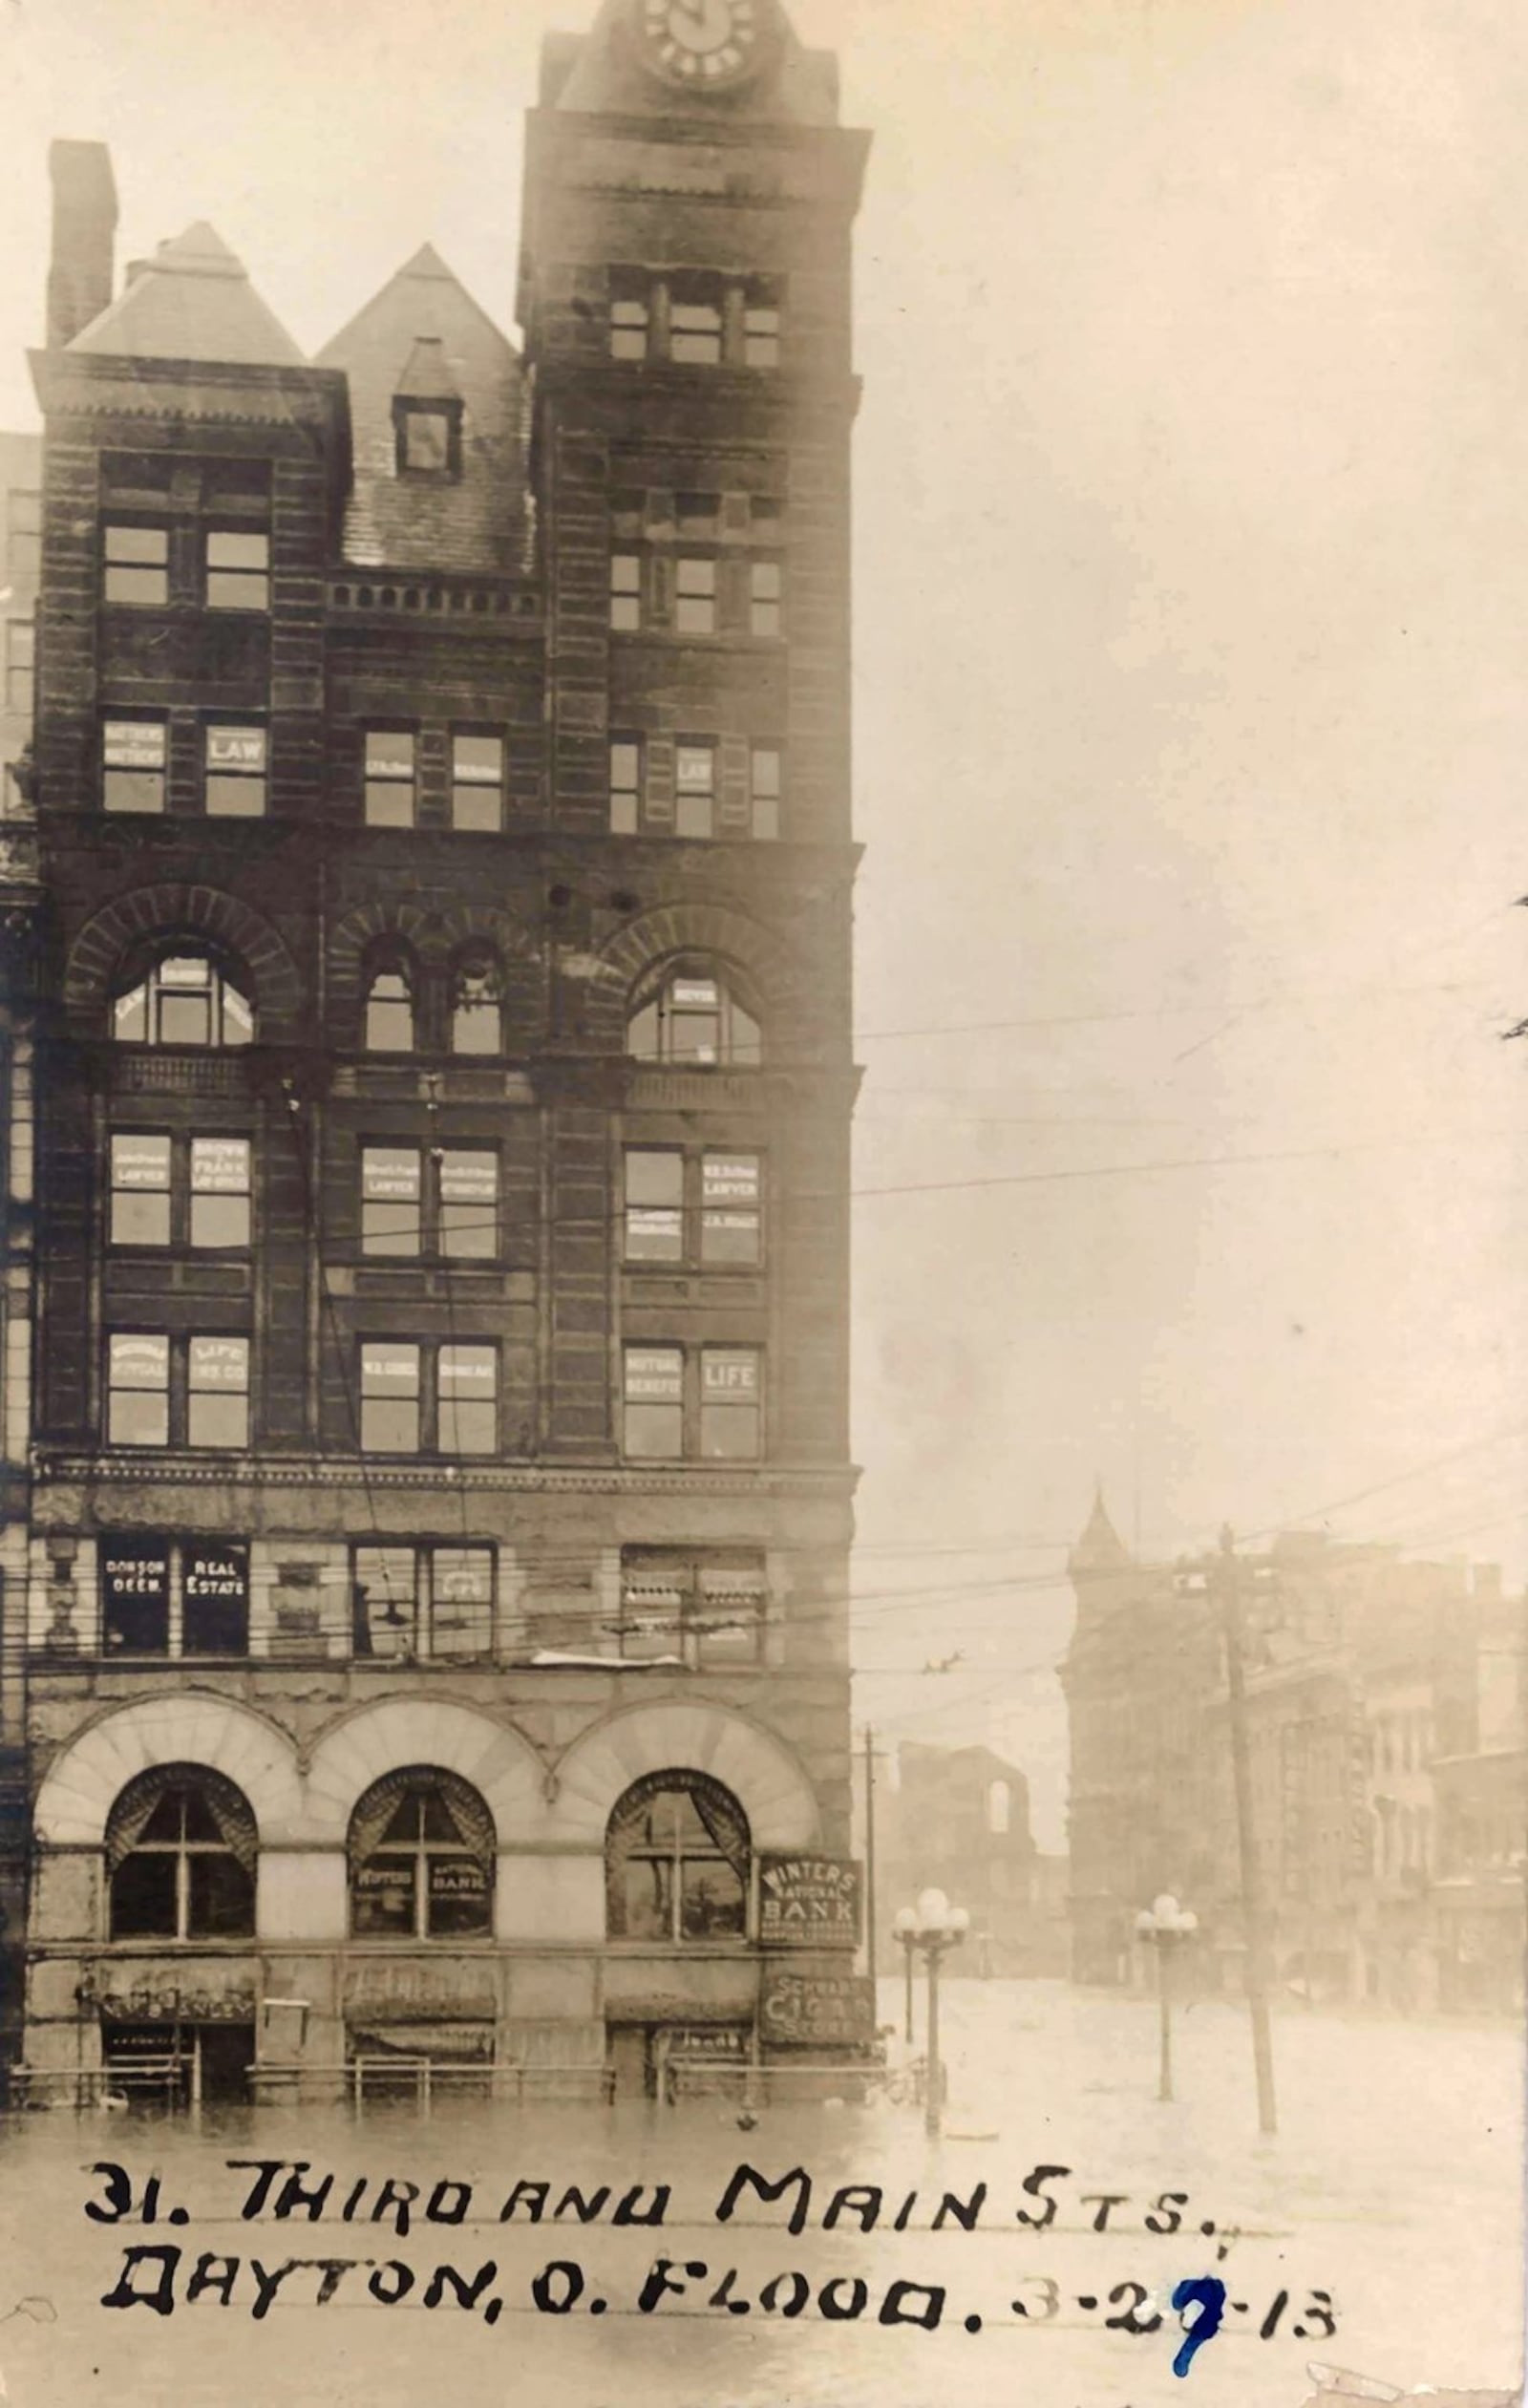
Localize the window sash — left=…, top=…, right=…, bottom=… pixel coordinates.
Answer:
left=364, top=731, right=416, bottom=826
left=103, top=522, right=169, bottom=606
left=205, top=527, right=270, bottom=610
left=610, top=552, right=642, bottom=630
left=103, top=718, right=167, bottom=814
left=437, top=1346, right=497, bottom=1456
left=204, top=722, right=267, bottom=818
left=452, top=732, right=504, bottom=830
left=675, top=556, right=717, bottom=634
left=610, top=738, right=641, bottom=834
left=400, top=411, right=453, bottom=473
left=362, top=1146, right=422, bottom=1256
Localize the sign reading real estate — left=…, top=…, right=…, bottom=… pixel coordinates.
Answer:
left=758, top=1853, right=862, bottom=1950
left=758, top=1969, right=876, bottom=2049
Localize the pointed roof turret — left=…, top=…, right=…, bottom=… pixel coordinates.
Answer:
left=67, top=221, right=304, bottom=366
left=1070, top=1484, right=1132, bottom=1573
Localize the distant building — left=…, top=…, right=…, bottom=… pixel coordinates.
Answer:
left=1061, top=1497, right=1526, bottom=2012
left=862, top=1738, right=1068, bottom=1979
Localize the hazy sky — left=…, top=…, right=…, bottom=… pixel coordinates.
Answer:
left=5, top=0, right=1525, bottom=1847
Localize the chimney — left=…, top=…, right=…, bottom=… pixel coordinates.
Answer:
left=47, top=139, right=117, bottom=350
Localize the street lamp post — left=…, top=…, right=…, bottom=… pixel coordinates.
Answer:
left=892, top=1887, right=969, bottom=2137
left=898, top=1925, right=917, bottom=2041
left=1135, top=1892, right=1199, bottom=2103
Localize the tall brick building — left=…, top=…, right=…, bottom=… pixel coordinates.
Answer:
left=6, top=0, right=868, bottom=2099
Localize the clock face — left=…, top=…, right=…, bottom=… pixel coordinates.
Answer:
left=637, top=0, right=763, bottom=88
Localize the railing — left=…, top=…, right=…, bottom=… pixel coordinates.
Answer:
left=664, top=2056, right=887, bottom=2108
left=8, top=2057, right=185, bottom=2112
left=247, top=2057, right=618, bottom=2113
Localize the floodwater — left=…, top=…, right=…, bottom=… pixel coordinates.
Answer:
left=0, top=1979, right=1520, bottom=2408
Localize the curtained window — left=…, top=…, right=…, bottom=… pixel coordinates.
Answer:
left=349, top=1765, right=495, bottom=1941
left=605, top=1769, right=749, bottom=1944
left=106, top=1764, right=257, bottom=1941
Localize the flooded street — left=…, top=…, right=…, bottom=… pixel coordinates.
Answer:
left=0, top=1980, right=1519, bottom=2408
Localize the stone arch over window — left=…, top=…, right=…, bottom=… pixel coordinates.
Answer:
left=362, top=942, right=419, bottom=1053
left=349, top=1764, right=495, bottom=1940
left=106, top=1761, right=257, bottom=1941
left=605, top=1768, right=750, bottom=1943
left=449, top=944, right=504, bottom=1055
left=626, top=956, right=762, bottom=1066
left=64, top=884, right=303, bottom=1038
left=551, top=1699, right=820, bottom=1852
left=32, top=1694, right=302, bottom=1848
left=590, top=900, right=797, bottom=1054
left=303, top=1696, right=542, bottom=1846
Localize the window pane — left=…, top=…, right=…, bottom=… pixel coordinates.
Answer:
left=681, top=1855, right=746, bottom=1937
left=365, top=973, right=414, bottom=1052
left=111, top=1134, right=171, bottom=1247
left=103, top=523, right=168, bottom=605
left=700, top=1348, right=760, bottom=1460
left=702, top=1153, right=761, bottom=1264
left=623, top=1855, right=674, bottom=1941
left=625, top=1347, right=683, bottom=1458
left=439, top=1150, right=498, bottom=1259
left=403, top=410, right=453, bottom=471
left=188, top=1851, right=255, bottom=1938
left=108, top=1334, right=168, bottom=1448
left=101, top=1538, right=171, bottom=1654
left=205, top=723, right=267, bottom=818
left=361, top=1396, right=419, bottom=1453
left=675, top=557, right=715, bottom=634
left=610, top=738, right=641, bottom=833
left=438, top=1345, right=496, bottom=1455
left=111, top=1854, right=177, bottom=1939
left=103, top=719, right=166, bottom=814
left=365, top=731, right=415, bottom=825
left=353, top=1545, right=418, bottom=1658
left=182, top=1541, right=249, bottom=1654
left=670, top=300, right=723, bottom=364
left=610, top=554, right=641, bottom=630
left=353, top=1854, right=416, bottom=1936
left=695, top=1559, right=766, bottom=1665
left=362, top=1343, right=420, bottom=1396
left=626, top=1150, right=684, bottom=1262
left=188, top=1337, right=248, bottom=1448
left=206, top=530, right=269, bottom=569
left=190, top=1137, right=251, bottom=1248
left=429, top=1547, right=494, bottom=1657
left=362, top=1146, right=421, bottom=1256
left=187, top=1392, right=248, bottom=1449
left=751, top=746, right=781, bottom=839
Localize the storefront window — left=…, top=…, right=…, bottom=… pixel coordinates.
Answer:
left=349, top=1766, right=495, bottom=1941
left=605, top=1770, right=749, bottom=1944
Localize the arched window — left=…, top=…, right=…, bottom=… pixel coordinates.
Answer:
left=364, top=956, right=415, bottom=1053
left=626, top=965, right=761, bottom=1068
left=105, top=1763, right=257, bottom=1941
left=605, top=1768, right=750, bottom=1943
left=349, top=1765, right=495, bottom=1940
left=111, top=952, right=254, bottom=1048
left=450, top=949, right=503, bottom=1055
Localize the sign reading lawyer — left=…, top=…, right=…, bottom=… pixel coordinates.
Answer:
left=758, top=1853, right=861, bottom=1950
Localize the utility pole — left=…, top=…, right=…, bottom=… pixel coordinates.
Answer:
left=862, top=1725, right=879, bottom=1990
left=1216, top=1526, right=1279, bottom=2135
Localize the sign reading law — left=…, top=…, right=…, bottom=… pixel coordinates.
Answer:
left=758, top=1854, right=861, bottom=1950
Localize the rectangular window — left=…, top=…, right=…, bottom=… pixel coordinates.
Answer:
left=669, top=291, right=724, bottom=365
left=437, top=1343, right=497, bottom=1456
left=187, top=1335, right=249, bottom=1449
left=675, top=739, right=715, bottom=839
left=610, top=737, right=642, bottom=835
left=362, top=1146, right=421, bottom=1256
left=744, top=288, right=782, bottom=368
left=701, top=1346, right=761, bottom=1460
left=205, top=527, right=270, bottom=610
left=625, top=1149, right=684, bottom=1263
left=610, top=551, right=642, bottom=631
left=110, top=1133, right=172, bottom=1247
left=364, top=729, right=415, bottom=826
left=702, top=1153, right=761, bottom=1265
left=204, top=722, right=267, bottom=817
left=107, top=1332, right=170, bottom=1447
left=7, top=491, right=39, bottom=580
left=399, top=408, right=454, bottom=473
left=618, top=1548, right=766, bottom=1668
left=361, top=1342, right=421, bottom=1454
left=102, top=717, right=166, bottom=814
left=351, top=1544, right=496, bottom=1662
left=750, top=745, right=781, bottom=841
left=103, top=522, right=169, bottom=606
left=190, top=1137, right=251, bottom=1249
left=101, top=1538, right=171, bottom=1654
left=181, top=1540, right=249, bottom=1655
left=439, top=1149, right=498, bottom=1260
left=750, top=559, right=782, bottom=637
left=609, top=281, right=650, bottom=361
left=452, top=731, right=504, bottom=831
left=676, top=556, right=717, bottom=635
left=624, top=1345, right=684, bottom=1459
left=5, top=619, right=33, bottom=712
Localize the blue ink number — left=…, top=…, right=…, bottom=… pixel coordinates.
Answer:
left=1171, top=2276, right=1225, bottom=2376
